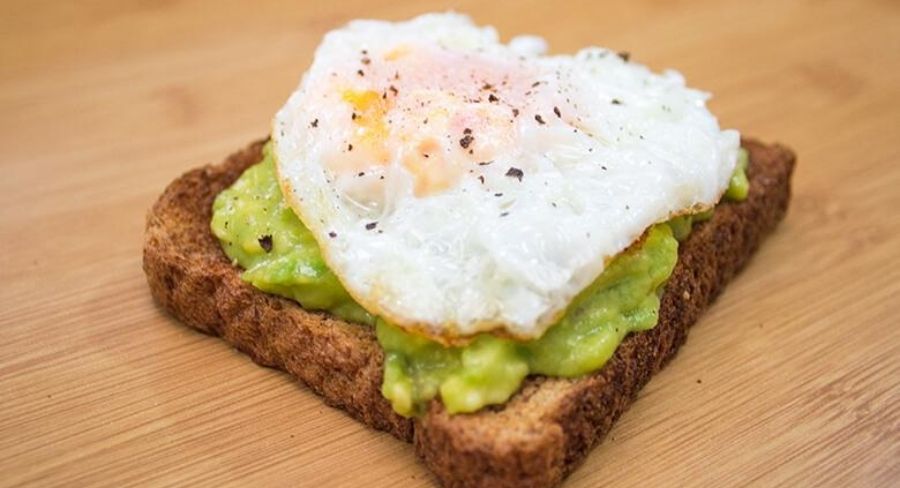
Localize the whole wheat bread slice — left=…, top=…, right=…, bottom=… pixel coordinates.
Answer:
left=143, top=138, right=794, bottom=487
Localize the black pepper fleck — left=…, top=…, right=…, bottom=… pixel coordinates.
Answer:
left=365, top=222, right=377, bottom=230
left=311, top=118, right=319, bottom=128
left=328, top=231, right=337, bottom=238
left=258, top=235, right=273, bottom=253
left=460, top=134, right=474, bottom=149
left=553, top=106, right=561, bottom=118
left=534, top=114, right=545, bottom=125
left=505, top=167, right=524, bottom=181
left=488, top=93, right=499, bottom=103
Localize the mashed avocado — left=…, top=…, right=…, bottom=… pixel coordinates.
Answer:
left=379, top=224, right=676, bottom=415
left=726, top=148, right=750, bottom=200
left=211, top=144, right=373, bottom=325
left=211, top=143, right=749, bottom=416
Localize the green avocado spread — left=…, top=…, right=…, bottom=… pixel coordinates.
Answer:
left=210, top=144, right=373, bottom=326
left=211, top=142, right=749, bottom=416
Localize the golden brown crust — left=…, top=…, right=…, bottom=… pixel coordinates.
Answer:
left=143, top=138, right=794, bottom=487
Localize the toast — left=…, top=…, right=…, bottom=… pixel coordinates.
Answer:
left=143, top=138, right=794, bottom=487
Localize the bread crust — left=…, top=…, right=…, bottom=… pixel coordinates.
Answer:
left=143, top=138, right=794, bottom=487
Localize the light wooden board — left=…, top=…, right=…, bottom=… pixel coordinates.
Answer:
left=1, top=0, right=898, bottom=486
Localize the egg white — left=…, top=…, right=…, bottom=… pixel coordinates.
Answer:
left=273, top=13, right=739, bottom=341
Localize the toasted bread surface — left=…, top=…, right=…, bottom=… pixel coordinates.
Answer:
left=143, top=138, right=794, bottom=487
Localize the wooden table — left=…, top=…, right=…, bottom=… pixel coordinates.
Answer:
left=2, top=0, right=898, bottom=486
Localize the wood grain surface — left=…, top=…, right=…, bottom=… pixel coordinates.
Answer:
left=1, top=0, right=898, bottom=486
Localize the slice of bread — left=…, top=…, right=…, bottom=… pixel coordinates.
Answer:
left=143, top=138, right=794, bottom=487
